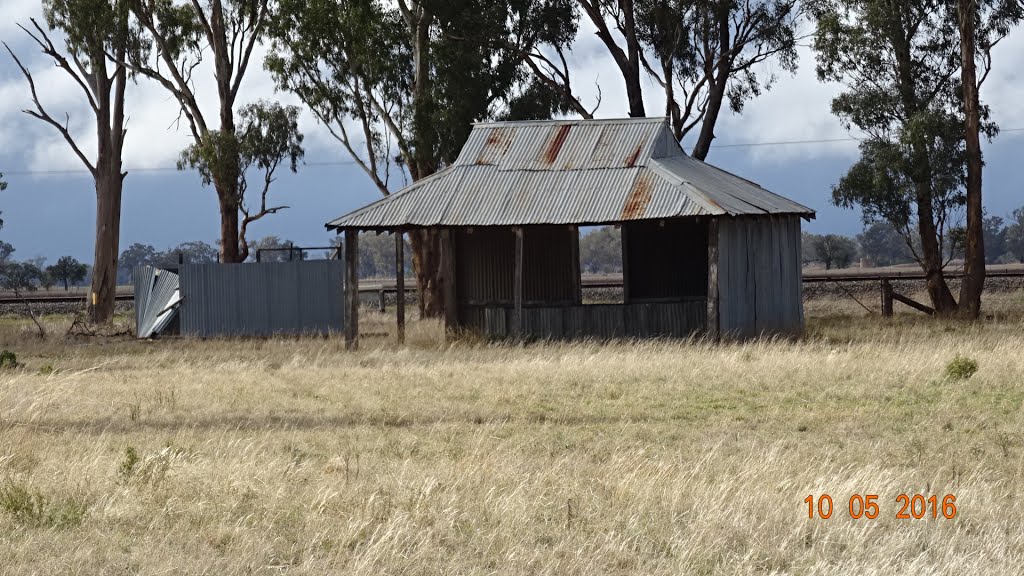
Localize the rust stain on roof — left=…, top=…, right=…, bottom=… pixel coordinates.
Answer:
left=622, top=175, right=653, bottom=220
left=542, top=124, right=572, bottom=165
left=624, top=144, right=643, bottom=168
left=476, top=127, right=513, bottom=165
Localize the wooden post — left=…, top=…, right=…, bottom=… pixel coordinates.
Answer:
left=441, top=229, right=459, bottom=337
left=620, top=224, right=631, bottom=304
left=512, top=226, right=524, bottom=338
left=344, top=228, right=359, bottom=350
left=569, top=225, right=582, bottom=305
left=378, top=288, right=386, bottom=313
left=707, top=218, right=720, bottom=341
left=881, top=278, right=893, bottom=318
left=395, top=229, right=405, bottom=345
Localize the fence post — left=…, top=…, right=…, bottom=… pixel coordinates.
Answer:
left=378, top=287, right=386, bottom=313
left=256, top=250, right=261, bottom=263
left=881, top=278, right=894, bottom=317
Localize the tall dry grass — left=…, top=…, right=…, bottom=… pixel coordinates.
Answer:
left=0, top=308, right=1022, bottom=574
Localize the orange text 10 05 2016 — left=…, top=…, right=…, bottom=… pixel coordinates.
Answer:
left=804, top=494, right=957, bottom=520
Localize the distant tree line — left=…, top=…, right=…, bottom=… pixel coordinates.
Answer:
left=116, top=236, right=321, bottom=284
left=0, top=217, right=90, bottom=292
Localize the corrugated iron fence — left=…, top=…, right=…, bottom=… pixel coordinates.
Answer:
left=172, top=261, right=344, bottom=337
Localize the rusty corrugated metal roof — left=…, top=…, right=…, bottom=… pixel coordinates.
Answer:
left=327, top=117, right=815, bottom=230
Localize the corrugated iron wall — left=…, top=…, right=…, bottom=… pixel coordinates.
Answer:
left=178, top=261, right=344, bottom=337
left=524, top=226, right=578, bottom=304
left=455, top=226, right=579, bottom=330
left=717, top=215, right=803, bottom=337
left=455, top=228, right=514, bottom=306
left=623, top=219, right=708, bottom=300
left=473, top=301, right=706, bottom=340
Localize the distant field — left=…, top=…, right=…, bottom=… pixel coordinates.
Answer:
left=0, top=299, right=1023, bottom=574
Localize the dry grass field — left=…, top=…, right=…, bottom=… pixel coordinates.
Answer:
left=0, top=299, right=1023, bottom=575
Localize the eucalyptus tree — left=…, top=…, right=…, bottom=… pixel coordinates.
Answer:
left=47, top=256, right=89, bottom=290
left=812, top=0, right=1019, bottom=315
left=955, top=0, right=1021, bottom=317
left=126, top=0, right=270, bottom=263
left=178, top=99, right=304, bottom=262
left=265, top=0, right=577, bottom=317
left=4, top=0, right=140, bottom=323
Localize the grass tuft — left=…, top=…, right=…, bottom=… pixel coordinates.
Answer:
left=944, top=354, right=980, bottom=381
left=0, top=480, right=88, bottom=529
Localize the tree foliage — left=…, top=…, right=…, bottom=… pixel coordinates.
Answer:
left=1004, top=208, right=1024, bottom=263
left=46, top=256, right=89, bottom=290
left=857, top=222, right=912, bottom=266
left=579, top=227, right=622, bottom=273
left=179, top=100, right=304, bottom=261
left=982, top=215, right=1007, bottom=263
left=0, top=242, right=14, bottom=264
left=117, top=241, right=219, bottom=283
left=266, top=0, right=577, bottom=191
left=249, top=235, right=298, bottom=262
left=0, top=262, right=44, bottom=293
left=812, top=234, right=858, bottom=270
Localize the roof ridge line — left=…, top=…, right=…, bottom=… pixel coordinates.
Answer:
left=472, top=117, right=669, bottom=128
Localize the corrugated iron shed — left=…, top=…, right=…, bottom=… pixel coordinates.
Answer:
left=326, top=117, right=815, bottom=230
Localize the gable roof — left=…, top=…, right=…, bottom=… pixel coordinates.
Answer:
left=326, top=117, right=815, bottom=230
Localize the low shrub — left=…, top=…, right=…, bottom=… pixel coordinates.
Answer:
left=945, top=355, right=979, bottom=381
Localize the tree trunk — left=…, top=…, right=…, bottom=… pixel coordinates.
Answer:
left=577, top=0, right=645, bottom=118
left=691, top=81, right=726, bottom=161
left=217, top=188, right=241, bottom=263
left=917, top=192, right=958, bottom=314
left=691, top=8, right=731, bottom=161
left=620, top=0, right=646, bottom=118
left=210, top=0, right=243, bottom=263
left=891, top=28, right=957, bottom=315
left=408, top=229, right=443, bottom=318
left=89, top=166, right=123, bottom=324
left=957, top=0, right=985, bottom=319
left=88, top=44, right=126, bottom=325
left=404, top=5, right=445, bottom=317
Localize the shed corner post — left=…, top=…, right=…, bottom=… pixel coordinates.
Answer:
left=707, top=218, right=720, bottom=342
left=395, top=228, right=406, bottom=345
left=344, top=228, right=360, bottom=351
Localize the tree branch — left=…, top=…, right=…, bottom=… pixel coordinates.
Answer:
left=20, top=20, right=100, bottom=113
left=4, top=42, right=97, bottom=176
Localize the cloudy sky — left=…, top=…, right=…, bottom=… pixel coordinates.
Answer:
left=0, top=2, right=1022, bottom=263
